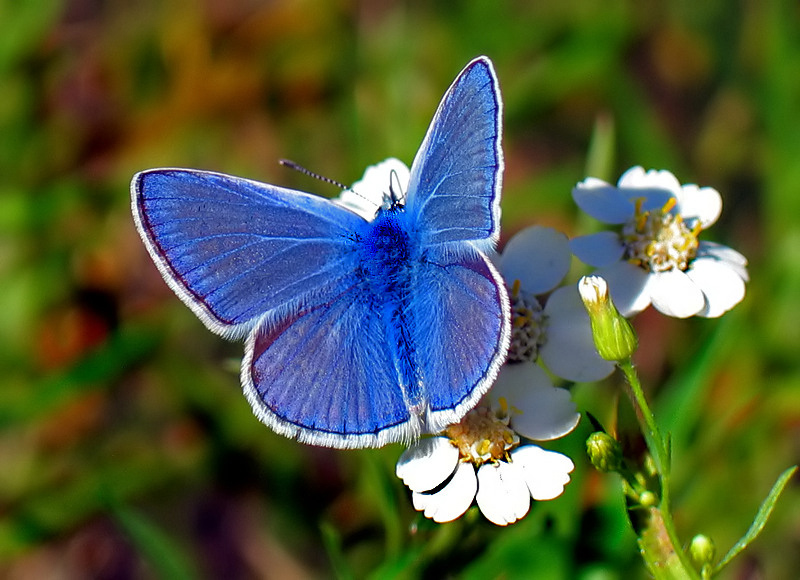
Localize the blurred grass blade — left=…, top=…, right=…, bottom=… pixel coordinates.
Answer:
left=713, top=465, right=798, bottom=574
left=367, top=547, right=425, bottom=580
left=585, top=113, right=616, bottom=182
left=320, top=520, right=355, bottom=580
left=656, top=316, right=737, bottom=453
left=359, top=452, right=403, bottom=558
left=111, top=502, right=198, bottom=580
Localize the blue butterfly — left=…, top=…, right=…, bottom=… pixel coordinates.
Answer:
left=131, top=56, right=510, bottom=449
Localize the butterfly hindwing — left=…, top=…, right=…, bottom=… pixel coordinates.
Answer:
left=132, top=169, right=366, bottom=338
left=242, top=282, right=413, bottom=448
left=241, top=233, right=510, bottom=449
left=410, top=248, right=509, bottom=431
left=406, top=56, right=503, bottom=249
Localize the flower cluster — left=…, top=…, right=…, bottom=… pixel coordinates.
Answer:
left=496, top=226, right=615, bottom=383
left=348, top=160, right=748, bottom=526
left=570, top=167, right=748, bottom=318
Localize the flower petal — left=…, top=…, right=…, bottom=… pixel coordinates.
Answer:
left=616, top=166, right=678, bottom=212
left=541, top=286, right=616, bottom=382
left=618, top=166, right=680, bottom=190
left=396, top=437, right=459, bottom=493
left=697, top=241, right=749, bottom=282
left=336, top=158, right=410, bottom=219
left=594, top=261, right=652, bottom=316
left=648, top=270, right=705, bottom=318
left=674, top=184, right=722, bottom=228
left=511, top=445, right=574, bottom=500
left=499, top=226, right=571, bottom=295
left=491, top=364, right=580, bottom=441
left=412, top=461, right=476, bottom=523
left=475, top=461, right=531, bottom=526
left=569, top=232, right=625, bottom=268
left=686, top=257, right=747, bottom=318
left=572, top=178, right=634, bottom=224
left=334, top=192, right=377, bottom=221
left=352, top=157, right=410, bottom=195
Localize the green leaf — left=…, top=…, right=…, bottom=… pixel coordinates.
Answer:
left=111, top=502, right=198, bottom=580
left=713, top=465, right=798, bottom=574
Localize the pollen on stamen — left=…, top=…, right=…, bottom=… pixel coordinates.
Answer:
left=635, top=212, right=648, bottom=232
left=497, top=396, right=509, bottom=416
left=445, top=406, right=519, bottom=465
left=622, top=197, right=701, bottom=274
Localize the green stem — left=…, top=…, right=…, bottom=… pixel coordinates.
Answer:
left=618, top=360, right=700, bottom=579
left=637, top=507, right=696, bottom=580
left=619, top=360, right=667, bottom=474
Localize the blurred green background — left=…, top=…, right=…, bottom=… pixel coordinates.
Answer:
left=1, top=0, right=798, bottom=578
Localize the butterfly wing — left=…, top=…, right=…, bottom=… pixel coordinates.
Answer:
left=401, top=57, right=510, bottom=428
left=135, top=168, right=421, bottom=448
left=132, top=169, right=365, bottom=338
left=242, top=283, right=415, bottom=449
left=412, top=247, right=511, bottom=433
left=405, top=56, right=503, bottom=250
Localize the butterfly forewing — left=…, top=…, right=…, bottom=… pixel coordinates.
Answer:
left=406, top=57, right=503, bottom=250
left=132, top=169, right=366, bottom=338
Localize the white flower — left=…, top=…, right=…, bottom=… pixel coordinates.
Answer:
left=497, top=226, right=615, bottom=382
left=396, top=364, right=578, bottom=526
left=335, top=158, right=410, bottom=220
left=570, top=166, right=748, bottom=318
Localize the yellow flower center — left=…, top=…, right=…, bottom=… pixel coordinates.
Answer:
left=507, top=280, right=548, bottom=362
left=622, top=197, right=701, bottom=273
left=445, top=402, right=519, bottom=466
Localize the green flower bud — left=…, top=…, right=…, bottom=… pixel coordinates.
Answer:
left=578, top=276, right=638, bottom=362
left=689, top=534, right=716, bottom=568
left=638, top=490, right=658, bottom=508
left=586, top=431, right=623, bottom=473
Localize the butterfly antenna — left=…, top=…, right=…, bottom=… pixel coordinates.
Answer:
left=280, top=159, right=349, bottom=190
left=281, top=159, right=383, bottom=210
left=389, top=169, right=406, bottom=206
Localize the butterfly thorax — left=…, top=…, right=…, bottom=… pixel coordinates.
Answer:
left=361, top=208, right=413, bottom=279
